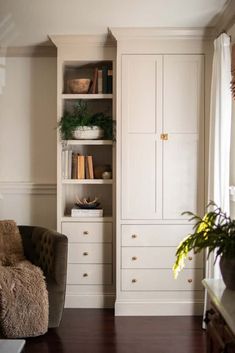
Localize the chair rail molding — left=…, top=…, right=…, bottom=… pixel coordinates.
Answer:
left=0, top=182, right=56, bottom=195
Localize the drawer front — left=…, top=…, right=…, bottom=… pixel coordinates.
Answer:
left=67, top=264, right=112, bottom=285
left=122, top=224, right=193, bottom=246
left=122, top=247, right=203, bottom=269
left=68, top=243, right=112, bottom=264
left=121, top=269, right=203, bottom=291
left=62, top=222, right=112, bottom=243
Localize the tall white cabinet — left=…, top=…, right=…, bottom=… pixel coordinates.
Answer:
left=112, top=28, right=211, bottom=315
left=50, top=35, right=116, bottom=308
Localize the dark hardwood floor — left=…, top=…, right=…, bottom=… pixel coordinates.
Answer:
left=25, top=309, right=206, bottom=353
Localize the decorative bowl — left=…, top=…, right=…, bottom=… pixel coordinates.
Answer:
left=73, top=126, right=104, bottom=140
left=68, top=78, right=91, bottom=94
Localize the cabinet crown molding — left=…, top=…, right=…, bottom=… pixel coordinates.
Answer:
left=109, top=27, right=215, bottom=41
left=49, top=34, right=116, bottom=48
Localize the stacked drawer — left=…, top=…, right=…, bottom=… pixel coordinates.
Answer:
left=62, top=222, right=113, bottom=285
left=121, top=224, right=203, bottom=291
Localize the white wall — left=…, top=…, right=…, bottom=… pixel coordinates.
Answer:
left=0, top=55, right=57, bottom=229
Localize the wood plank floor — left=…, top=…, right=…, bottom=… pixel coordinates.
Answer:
left=24, top=309, right=206, bottom=353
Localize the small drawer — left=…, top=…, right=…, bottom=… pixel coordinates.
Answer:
left=62, top=222, right=112, bottom=243
left=67, top=264, right=112, bottom=285
left=121, top=269, right=203, bottom=291
left=121, top=247, right=203, bottom=269
left=69, top=243, right=112, bottom=264
left=122, top=224, right=193, bottom=246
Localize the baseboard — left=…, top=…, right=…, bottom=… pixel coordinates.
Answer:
left=115, top=300, right=204, bottom=316
left=65, top=294, right=115, bottom=308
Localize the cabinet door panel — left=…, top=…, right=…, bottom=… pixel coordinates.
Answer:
left=164, top=55, right=204, bottom=133
left=122, top=55, right=162, bottom=134
left=163, top=134, right=200, bottom=219
left=122, top=135, right=162, bottom=219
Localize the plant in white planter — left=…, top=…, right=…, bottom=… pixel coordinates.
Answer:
left=58, top=100, right=115, bottom=140
left=173, top=202, right=235, bottom=290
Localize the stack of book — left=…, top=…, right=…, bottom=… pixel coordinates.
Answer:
left=62, top=151, right=94, bottom=180
left=90, top=65, right=112, bottom=94
left=71, top=205, right=103, bottom=218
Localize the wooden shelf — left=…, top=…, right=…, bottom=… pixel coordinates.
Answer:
left=62, top=140, right=113, bottom=146
left=62, top=179, right=113, bottom=185
left=62, top=94, right=113, bottom=100
left=61, top=216, right=113, bottom=222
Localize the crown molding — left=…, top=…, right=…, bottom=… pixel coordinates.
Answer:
left=49, top=34, right=116, bottom=48
left=0, top=45, right=56, bottom=57
left=214, top=0, right=235, bottom=36
left=109, top=27, right=215, bottom=41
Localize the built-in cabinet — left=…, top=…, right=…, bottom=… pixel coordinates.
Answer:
left=112, top=28, right=211, bottom=316
left=51, top=29, right=211, bottom=313
left=50, top=35, right=116, bottom=308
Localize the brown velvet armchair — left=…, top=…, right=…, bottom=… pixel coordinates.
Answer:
left=18, top=226, right=68, bottom=328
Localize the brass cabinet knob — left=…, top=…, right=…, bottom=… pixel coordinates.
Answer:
left=132, top=256, right=137, bottom=261
left=188, top=279, right=192, bottom=283
left=132, top=278, right=137, bottom=283
left=132, top=234, right=137, bottom=239
left=83, top=273, right=88, bottom=277
left=188, top=256, right=193, bottom=261
left=83, top=252, right=88, bottom=256
left=83, top=231, right=89, bottom=235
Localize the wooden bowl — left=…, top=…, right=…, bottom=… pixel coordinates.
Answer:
left=68, top=78, right=91, bottom=94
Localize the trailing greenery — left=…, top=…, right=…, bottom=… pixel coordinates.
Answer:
left=58, top=100, right=115, bottom=140
left=173, top=201, right=235, bottom=278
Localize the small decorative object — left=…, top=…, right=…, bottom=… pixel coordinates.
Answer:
left=173, top=201, right=235, bottom=290
left=73, top=126, right=104, bottom=140
left=94, top=165, right=112, bottom=179
left=75, top=196, right=100, bottom=209
left=102, top=171, right=112, bottom=179
left=68, top=78, right=91, bottom=94
left=58, top=100, right=115, bottom=140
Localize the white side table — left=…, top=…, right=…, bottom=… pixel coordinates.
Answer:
left=0, top=339, right=25, bottom=353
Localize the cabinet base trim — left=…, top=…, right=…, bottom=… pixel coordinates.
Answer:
left=65, top=294, right=115, bottom=308
left=115, top=300, right=204, bottom=316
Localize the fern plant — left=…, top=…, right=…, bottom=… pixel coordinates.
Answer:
left=173, top=201, right=235, bottom=278
left=58, top=100, right=115, bottom=140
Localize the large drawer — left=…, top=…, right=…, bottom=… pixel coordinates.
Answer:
left=62, top=222, right=112, bottom=243
left=68, top=243, right=112, bottom=264
left=67, top=264, right=112, bottom=285
left=121, top=247, right=203, bottom=269
left=122, top=224, right=193, bottom=246
left=121, top=269, right=203, bottom=291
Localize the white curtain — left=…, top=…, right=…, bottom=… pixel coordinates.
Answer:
left=203, top=33, right=232, bottom=325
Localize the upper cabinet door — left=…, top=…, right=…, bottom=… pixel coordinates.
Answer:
left=163, top=55, right=204, bottom=134
left=163, top=55, right=204, bottom=219
left=121, top=55, right=163, bottom=220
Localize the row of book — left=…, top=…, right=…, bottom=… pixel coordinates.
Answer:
left=62, top=150, right=94, bottom=179
left=90, top=66, right=112, bottom=94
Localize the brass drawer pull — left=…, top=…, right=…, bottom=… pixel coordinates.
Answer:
left=188, top=256, right=193, bottom=261
left=83, top=273, right=88, bottom=277
left=83, top=252, right=88, bottom=256
left=132, top=256, right=137, bottom=261
left=188, top=278, right=192, bottom=283
left=83, top=231, right=89, bottom=235
left=132, top=234, right=137, bottom=239
left=132, top=278, right=137, bottom=283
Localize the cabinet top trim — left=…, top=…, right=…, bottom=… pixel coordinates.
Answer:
left=110, top=27, right=215, bottom=41
left=49, top=34, right=116, bottom=48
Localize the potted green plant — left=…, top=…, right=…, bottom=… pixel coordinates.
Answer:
left=173, top=201, right=235, bottom=289
left=58, top=100, right=115, bottom=140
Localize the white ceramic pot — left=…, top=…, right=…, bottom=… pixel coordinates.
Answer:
left=73, top=126, right=104, bottom=140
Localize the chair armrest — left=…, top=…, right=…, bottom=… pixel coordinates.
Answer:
left=19, top=226, right=68, bottom=285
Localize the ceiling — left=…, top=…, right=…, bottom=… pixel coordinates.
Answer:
left=0, top=0, right=229, bottom=47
